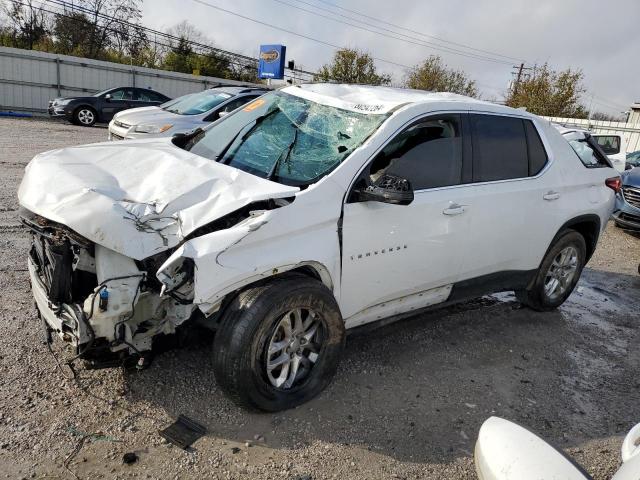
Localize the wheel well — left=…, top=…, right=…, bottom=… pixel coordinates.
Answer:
left=289, top=265, right=323, bottom=283
left=74, top=105, right=96, bottom=117
left=207, top=263, right=335, bottom=324
left=557, top=215, right=601, bottom=261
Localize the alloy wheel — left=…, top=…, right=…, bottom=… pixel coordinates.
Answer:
left=78, top=109, right=95, bottom=125
left=544, top=246, right=579, bottom=301
left=265, top=308, right=323, bottom=390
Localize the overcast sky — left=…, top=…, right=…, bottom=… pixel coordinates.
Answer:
left=143, top=0, right=639, bottom=115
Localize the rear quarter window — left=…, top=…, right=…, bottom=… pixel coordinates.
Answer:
left=594, top=135, right=621, bottom=155
left=564, top=132, right=611, bottom=168
left=524, top=120, right=548, bottom=175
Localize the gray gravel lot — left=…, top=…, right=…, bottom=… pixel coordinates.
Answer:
left=0, top=117, right=639, bottom=479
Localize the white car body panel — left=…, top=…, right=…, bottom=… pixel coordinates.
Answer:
left=19, top=83, right=618, bottom=353
left=475, top=417, right=591, bottom=479
left=157, top=178, right=344, bottom=316
left=475, top=416, right=640, bottom=480
left=18, top=138, right=298, bottom=260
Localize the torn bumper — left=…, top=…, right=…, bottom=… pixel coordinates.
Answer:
left=28, top=258, right=89, bottom=347
left=24, top=212, right=196, bottom=359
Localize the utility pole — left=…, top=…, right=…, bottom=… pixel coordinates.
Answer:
left=513, top=63, right=525, bottom=97
left=587, top=93, right=595, bottom=121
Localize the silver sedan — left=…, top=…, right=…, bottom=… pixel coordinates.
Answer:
left=108, top=86, right=268, bottom=140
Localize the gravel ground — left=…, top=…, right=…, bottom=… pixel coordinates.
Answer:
left=0, top=117, right=639, bottom=479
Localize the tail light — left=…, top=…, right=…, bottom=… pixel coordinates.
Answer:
left=605, top=176, right=621, bottom=193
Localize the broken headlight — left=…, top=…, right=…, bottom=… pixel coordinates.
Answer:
left=157, top=256, right=195, bottom=303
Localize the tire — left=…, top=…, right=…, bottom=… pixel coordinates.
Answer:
left=516, top=230, right=586, bottom=311
left=73, top=106, right=97, bottom=127
left=212, top=274, right=345, bottom=412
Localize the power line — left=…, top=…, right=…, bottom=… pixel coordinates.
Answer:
left=591, top=94, right=628, bottom=111
left=19, top=0, right=323, bottom=83
left=12, top=0, right=514, bottom=94
left=271, top=0, right=516, bottom=66
left=44, top=0, right=257, bottom=67
left=188, top=0, right=422, bottom=72
left=309, top=0, right=526, bottom=63
left=21, top=0, right=257, bottom=74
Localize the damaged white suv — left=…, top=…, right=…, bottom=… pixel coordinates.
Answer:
left=19, top=84, right=619, bottom=411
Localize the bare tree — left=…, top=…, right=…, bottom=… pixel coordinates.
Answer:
left=54, top=0, right=144, bottom=59
left=1, top=0, right=50, bottom=49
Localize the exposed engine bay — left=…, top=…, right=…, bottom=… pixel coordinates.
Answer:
left=23, top=209, right=197, bottom=363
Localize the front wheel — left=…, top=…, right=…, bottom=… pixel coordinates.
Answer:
left=73, top=107, right=97, bottom=126
left=516, top=231, right=586, bottom=311
left=212, top=274, right=345, bottom=412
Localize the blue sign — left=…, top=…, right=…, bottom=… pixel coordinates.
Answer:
left=258, top=44, right=286, bottom=80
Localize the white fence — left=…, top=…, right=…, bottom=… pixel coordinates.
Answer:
left=0, top=46, right=261, bottom=114
left=544, top=116, right=640, bottom=154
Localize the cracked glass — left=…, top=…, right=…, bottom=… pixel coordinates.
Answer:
left=187, top=91, right=389, bottom=186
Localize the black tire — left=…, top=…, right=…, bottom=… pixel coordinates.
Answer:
left=73, top=106, right=97, bottom=127
left=516, top=230, right=586, bottom=311
left=212, top=274, right=345, bottom=412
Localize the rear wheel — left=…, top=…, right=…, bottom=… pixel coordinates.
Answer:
left=212, top=274, right=345, bottom=412
left=516, top=231, right=586, bottom=311
left=73, top=107, right=97, bottom=127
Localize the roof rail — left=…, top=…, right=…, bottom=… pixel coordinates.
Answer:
left=239, top=87, right=269, bottom=93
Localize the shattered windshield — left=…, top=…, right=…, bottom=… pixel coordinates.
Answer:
left=186, top=91, right=389, bottom=186
left=164, top=91, right=232, bottom=115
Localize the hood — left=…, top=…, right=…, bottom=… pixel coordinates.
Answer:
left=114, top=106, right=175, bottom=124
left=18, top=139, right=299, bottom=260
left=622, top=167, right=640, bottom=186
left=52, top=97, right=84, bottom=104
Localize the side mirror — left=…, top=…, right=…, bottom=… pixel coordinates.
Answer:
left=104, top=94, right=112, bottom=102
left=218, top=110, right=229, bottom=118
left=172, top=127, right=204, bottom=148
left=355, top=174, right=414, bottom=206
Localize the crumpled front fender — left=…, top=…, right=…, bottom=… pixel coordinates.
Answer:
left=156, top=208, right=338, bottom=317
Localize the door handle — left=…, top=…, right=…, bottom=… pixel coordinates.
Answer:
left=543, top=191, right=560, bottom=201
left=443, top=203, right=466, bottom=215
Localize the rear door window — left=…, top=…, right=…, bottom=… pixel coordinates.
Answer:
left=470, top=114, right=529, bottom=182
left=136, top=89, right=165, bottom=102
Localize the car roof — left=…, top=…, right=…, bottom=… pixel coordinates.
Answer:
left=280, top=83, right=523, bottom=116
left=552, top=123, right=590, bottom=137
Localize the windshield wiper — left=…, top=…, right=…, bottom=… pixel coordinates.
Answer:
left=267, top=127, right=298, bottom=181
left=216, top=107, right=281, bottom=163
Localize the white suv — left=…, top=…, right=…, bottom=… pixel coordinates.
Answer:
left=19, top=84, right=619, bottom=411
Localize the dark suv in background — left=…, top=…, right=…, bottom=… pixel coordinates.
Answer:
left=48, top=87, right=171, bottom=126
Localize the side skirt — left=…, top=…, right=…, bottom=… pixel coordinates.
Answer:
left=346, top=270, right=537, bottom=336
left=447, top=270, right=538, bottom=303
